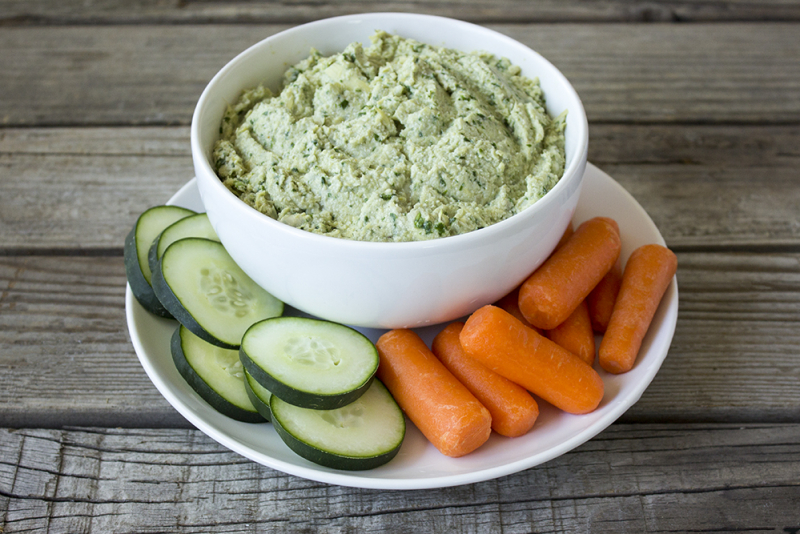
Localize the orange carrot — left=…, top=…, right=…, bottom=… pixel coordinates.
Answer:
left=587, top=260, right=622, bottom=333
left=546, top=300, right=595, bottom=366
left=599, top=244, right=677, bottom=374
left=518, top=217, right=621, bottom=330
left=432, top=322, right=539, bottom=438
left=460, top=305, right=604, bottom=415
left=375, top=329, right=492, bottom=457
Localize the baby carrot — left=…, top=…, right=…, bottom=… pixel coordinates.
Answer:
left=460, top=305, right=604, bottom=415
left=375, top=329, right=492, bottom=457
left=546, top=300, right=596, bottom=366
left=432, top=322, right=539, bottom=438
left=587, top=260, right=622, bottom=333
left=518, top=217, right=621, bottom=330
left=599, top=244, right=677, bottom=374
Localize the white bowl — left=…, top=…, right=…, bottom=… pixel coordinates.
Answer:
left=191, top=13, right=589, bottom=329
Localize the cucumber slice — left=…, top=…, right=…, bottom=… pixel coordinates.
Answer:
left=152, top=237, right=283, bottom=349
left=124, top=205, right=195, bottom=316
left=271, top=380, right=405, bottom=470
left=240, top=317, right=379, bottom=410
left=170, top=325, right=263, bottom=423
left=148, top=213, right=219, bottom=277
left=244, top=369, right=272, bottom=422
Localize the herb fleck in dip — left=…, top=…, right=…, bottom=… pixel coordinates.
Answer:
left=213, top=31, right=566, bottom=242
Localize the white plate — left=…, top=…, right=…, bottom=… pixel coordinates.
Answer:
left=125, top=162, right=678, bottom=490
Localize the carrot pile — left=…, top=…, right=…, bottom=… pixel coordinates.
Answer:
left=376, top=216, right=677, bottom=458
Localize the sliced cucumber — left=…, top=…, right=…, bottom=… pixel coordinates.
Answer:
left=148, top=213, right=219, bottom=277
left=271, top=380, right=405, bottom=470
left=170, top=325, right=263, bottom=423
left=152, top=237, right=284, bottom=349
left=244, top=369, right=272, bottom=422
left=124, top=205, right=195, bottom=316
left=239, top=317, right=379, bottom=410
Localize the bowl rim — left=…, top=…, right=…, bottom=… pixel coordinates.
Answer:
left=191, top=12, right=589, bottom=252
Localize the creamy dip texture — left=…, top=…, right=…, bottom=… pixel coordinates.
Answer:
left=213, top=31, right=566, bottom=242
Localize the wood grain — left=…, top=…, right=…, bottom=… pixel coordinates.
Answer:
left=1, top=23, right=798, bottom=126
left=1, top=425, right=798, bottom=532
left=2, top=125, right=799, bottom=251
left=4, top=0, right=800, bottom=24
left=0, top=253, right=798, bottom=428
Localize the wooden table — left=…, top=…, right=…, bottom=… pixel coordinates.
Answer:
left=2, top=2, right=799, bottom=531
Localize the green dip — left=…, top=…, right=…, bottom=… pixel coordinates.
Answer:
left=213, top=31, right=566, bottom=242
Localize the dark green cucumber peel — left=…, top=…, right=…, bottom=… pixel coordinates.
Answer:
left=239, top=346, right=376, bottom=411
left=124, top=205, right=196, bottom=317
left=125, top=227, right=172, bottom=317
left=170, top=326, right=264, bottom=423
left=147, top=231, right=168, bottom=282
left=244, top=370, right=272, bottom=422
left=269, top=381, right=405, bottom=471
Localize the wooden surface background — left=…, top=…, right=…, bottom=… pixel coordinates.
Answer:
left=1, top=1, right=799, bottom=532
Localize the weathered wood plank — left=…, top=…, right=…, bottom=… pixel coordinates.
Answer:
left=1, top=425, right=799, bottom=532
left=1, top=23, right=798, bottom=126
left=608, top=165, right=800, bottom=249
left=0, top=127, right=192, bottom=253
left=0, top=126, right=190, bottom=157
left=0, top=253, right=799, bottom=427
left=3, top=124, right=799, bottom=251
left=4, top=0, right=800, bottom=25
left=0, top=256, right=186, bottom=428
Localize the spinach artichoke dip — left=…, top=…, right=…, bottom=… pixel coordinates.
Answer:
left=213, top=31, right=567, bottom=242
